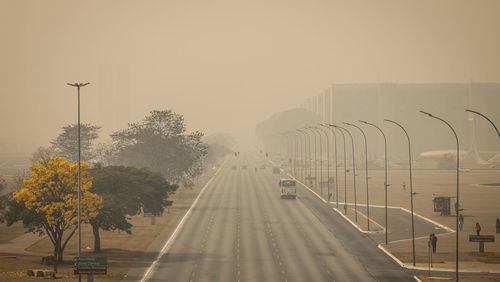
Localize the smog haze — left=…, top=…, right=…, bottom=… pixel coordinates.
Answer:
left=1, top=0, right=499, bottom=157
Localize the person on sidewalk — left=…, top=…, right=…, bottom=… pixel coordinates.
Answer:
left=475, top=222, right=481, bottom=236
left=459, top=214, right=464, bottom=231
left=431, top=233, right=438, bottom=253
left=496, top=218, right=500, bottom=234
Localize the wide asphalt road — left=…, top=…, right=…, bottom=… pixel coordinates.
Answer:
left=141, top=154, right=416, bottom=282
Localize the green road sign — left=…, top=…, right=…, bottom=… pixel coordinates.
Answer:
left=74, top=256, right=107, bottom=275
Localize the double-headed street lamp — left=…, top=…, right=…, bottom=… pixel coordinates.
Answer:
left=384, top=119, right=416, bottom=267
left=420, top=111, right=460, bottom=281
left=345, top=122, right=370, bottom=231
left=359, top=120, right=389, bottom=244
left=67, top=82, right=90, bottom=282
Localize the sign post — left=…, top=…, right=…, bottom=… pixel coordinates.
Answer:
left=469, top=235, right=495, bottom=253
left=74, top=256, right=107, bottom=281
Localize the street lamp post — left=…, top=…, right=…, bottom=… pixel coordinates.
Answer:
left=286, top=132, right=295, bottom=175
left=466, top=109, right=500, bottom=139
left=345, top=122, right=370, bottom=231
left=305, top=127, right=318, bottom=189
left=327, top=124, right=347, bottom=213
left=301, top=130, right=312, bottom=184
left=333, top=125, right=358, bottom=221
left=297, top=129, right=310, bottom=183
left=281, top=132, right=291, bottom=173
left=420, top=111, right=460, bottom=281
left=321, top=123, right=338, bottom=206
left=384, top=119, right=416, bottom=267
left=294, top=132, right=299, bottom=177
left=293, top=132, right=300, bottom=177
left=316, top=125, right=330, bottom=201
left=67, top=82, right=90, bottom=282
left=296, top=131, right=305, bottom=181
left=308, top=126, right=323, bottom=197
left=360, top=120, right=389, bottom=244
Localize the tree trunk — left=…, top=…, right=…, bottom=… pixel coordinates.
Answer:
left=58, top=244, right=64, bottom=262
left=53, top=245, right=58, bottom=273
left=92, top=223, right=101, bottom=253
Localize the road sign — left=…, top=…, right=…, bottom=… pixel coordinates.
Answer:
left=74, top=256, right=107, bottom=275
left=469, top=235, right=495, bottom=242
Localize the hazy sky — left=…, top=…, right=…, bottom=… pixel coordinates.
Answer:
left=1, top=0, right=499, bottom=154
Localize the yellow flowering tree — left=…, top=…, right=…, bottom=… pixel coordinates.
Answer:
left=11, top=156, right=101, bottom=268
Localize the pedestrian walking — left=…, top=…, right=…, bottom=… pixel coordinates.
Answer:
left=431, top=233, right=438, bottom=253
left=402, top=181, right=406, bottom=191
left=475, top=222, right=481, bottom=236
left=459, top=214, right=464, bottom=231
left=496, top=218, right=500, bottom=234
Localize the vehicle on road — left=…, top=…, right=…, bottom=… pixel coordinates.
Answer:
left=231, top=165, right=237, bottom=170
left=242, top=165, right=247, bottom=169
left=273, top=166, right=280, bottom=174
left=279, top=179, right=297, bottom=199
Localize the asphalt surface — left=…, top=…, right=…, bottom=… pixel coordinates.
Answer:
left=141, top=155, right=416, bottom=282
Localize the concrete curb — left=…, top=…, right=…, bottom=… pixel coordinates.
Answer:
left=378, top=243, right=500, bottom=274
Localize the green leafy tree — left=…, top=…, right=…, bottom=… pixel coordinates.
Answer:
left=111, top=110, right=208, bottom=183
left=51, top=123, right=101, bottom=163
left=89, top=165, right=177, bottom=252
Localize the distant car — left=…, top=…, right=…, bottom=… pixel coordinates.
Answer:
left=242, top=165, right=247, bottom=169
left=273, top=167, right=280, bottom=174
left=231, top=166, right=237, bottom=170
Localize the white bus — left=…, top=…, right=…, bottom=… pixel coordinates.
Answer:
left=279, top=179, right=297, bottom=199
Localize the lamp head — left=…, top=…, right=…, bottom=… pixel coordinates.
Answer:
left=419, top=110, right=433, bottom=117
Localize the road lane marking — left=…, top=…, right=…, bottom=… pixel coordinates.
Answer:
left=140, top=160, right=226, bottom=282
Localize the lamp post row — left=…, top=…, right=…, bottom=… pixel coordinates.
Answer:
left=279, top=109, right=497, bottom=282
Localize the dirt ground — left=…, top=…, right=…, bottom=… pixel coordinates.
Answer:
left=0, top=167, right=217, bottom=281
